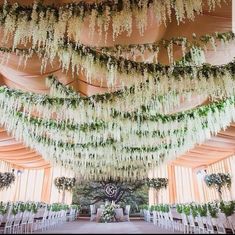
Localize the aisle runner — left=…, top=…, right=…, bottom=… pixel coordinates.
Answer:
left=35, top=220, right=181, bottom=234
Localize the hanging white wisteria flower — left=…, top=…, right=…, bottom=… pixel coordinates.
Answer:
left=45, top=76, right=79, bottom=99
left=0, top=89, right=235, bottom=180
left=1, top=58, right=235, bottom=127
left=0, top=0, right=225, bottom=50
left=0, top=31, right=234, bottom=88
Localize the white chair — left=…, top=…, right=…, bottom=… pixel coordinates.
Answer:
left=124, top=205, right=131, bottom=222
left=27, top=212, right=35, bottom=234
left=19, top=211, right=30, bottom=234
left=145, top=210, right=152, bottom=223
left=188, top=214, right=199, bottom=234
left=0, top=214, right=4, bottom=234
left=4, top=214, right=15, bottom=234
left=12, top=212, right=23, bottom=234
left=196, top=216, right=208, bottom=234
left=158, top=211, right=165, bottom=228
left=168, top=211, right=179, bottom=232
left=227, top=214, right=235, bottom=233
left=214, top=217, right=226, bottom=234
left=67, top=208, right=76, bottom=222
left=152, top=211, right=158, bottom=225
left=163, top=212, right=171, bottom=230
left=206, top=216, right=216, bottom=234
left=143, top=209, right=148, bottom=221
left=90, top=205, right=96, bottom=221
left=35, top=209, right=48, bottom=232
left=181, top=213, right=190, bottom=234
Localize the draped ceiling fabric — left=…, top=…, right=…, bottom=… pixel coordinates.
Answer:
left=0, top=0, right=234, bottom=203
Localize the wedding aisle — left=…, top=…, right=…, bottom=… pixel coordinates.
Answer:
left=34, top=219, right=181, bottom=234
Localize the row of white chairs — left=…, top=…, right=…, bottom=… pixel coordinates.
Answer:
left=0, top=207, right=78, bottom=234
left=143, top=209, right=235, bottom=234
left=144, top=210, right=181, bottom=232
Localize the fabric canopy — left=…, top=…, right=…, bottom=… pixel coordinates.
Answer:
left=172, top=124, right=235, bottom=168
left=0, top=128, right=50, bottom=169
left=0, top=0, right=233, bottom=170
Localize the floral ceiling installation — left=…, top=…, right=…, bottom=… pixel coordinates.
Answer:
left=0, top=78, right=235, bottom=179
left=0, top=0, right=225, bottom=50
left=0, top=31, right=234, bottom=88
left=0, top=0, right=234, bottom=180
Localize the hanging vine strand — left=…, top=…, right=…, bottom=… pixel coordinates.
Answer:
left=0, top=0, right=226, bottom=50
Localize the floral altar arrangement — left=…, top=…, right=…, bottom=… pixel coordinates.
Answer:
left=54, top=177, right=76, bottom=192
left=204, top=173, right=232, bottom=200
left=0, top=171, right=15, bottom=190
left=100, top=204, right=116, bottom=223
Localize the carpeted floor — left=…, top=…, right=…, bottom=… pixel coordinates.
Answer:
left=35, top=218, right=182, bottom=234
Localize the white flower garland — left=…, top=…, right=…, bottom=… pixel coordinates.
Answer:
left=0, top=96, right=235, bottom=180
left=0, top=0, right=225, bottom=49
left=1, top=57, right=235, bottom=128
left=1, top=32, right=234, bottom=89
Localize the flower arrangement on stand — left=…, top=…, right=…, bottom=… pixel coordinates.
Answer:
left=54, top=177, right=76, bottom=203
left=100, top=204, right=116, bottom=223
left=146, top=178, right=168, bottom=204
left=0, top=172, right=15, bottom=190
left=204, top=173, right=232, bottom=200
left=146, top=178, right=168, bottom=190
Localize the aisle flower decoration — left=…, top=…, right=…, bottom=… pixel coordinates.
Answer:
left=54, top=177, right=76, bottom=192
left=204, top=173, right=232, bottom=200
left=0, top=0, right=224, bottom=50
left=0, top=172, right=15, bottom=190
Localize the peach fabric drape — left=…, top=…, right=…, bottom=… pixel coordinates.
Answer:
left=174, top=166, right=196, bottom=203
left=0, top=161, right=74, bottom=204
left=149, top=155, right=235, bottom=204
left=148, top=164, right=169, bottom=205
left=197, top=155, right=235, bottom=203
left=49, top=165, right=75, bottom=204
left=0, top=161, right=44, bottom=202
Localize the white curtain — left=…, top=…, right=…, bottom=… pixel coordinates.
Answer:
left=0, top=161, right=74, bottom=204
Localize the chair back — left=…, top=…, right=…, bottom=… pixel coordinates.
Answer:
left=206, top=216, right=215, bottom=233
left=227, top=214, right=235, bottom=233
left=21, top=211, right=30, bottom=224
left=125, top=205, right=130, bottom=215
left=13, top=212, right=23, bottom=226
left=196, top=216, right=204, bottom=229
left=188, top=214, right=195, bottom=226
left=0, top=214, right=3, bottom=226
left=181, top=213, right=188, bottom=225
left=90, top=205, right=96, bottom=215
